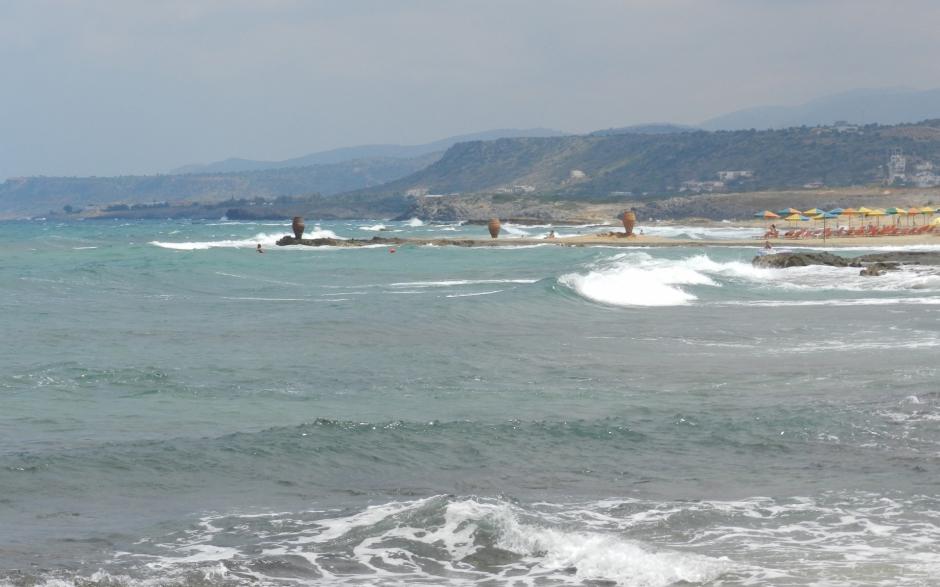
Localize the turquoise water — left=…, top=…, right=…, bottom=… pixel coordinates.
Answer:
left=2, top=218, right=940, bottom=586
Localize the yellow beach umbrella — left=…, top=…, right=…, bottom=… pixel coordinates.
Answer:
left=755, top=210, right=781, bottom=219
left=803, top=208, right=824, bottom=216
left=866, top=208, right=886, bottom=226
left=784, top=213, right=808, bottom=225
left=858, top=206, right=873, bottom=215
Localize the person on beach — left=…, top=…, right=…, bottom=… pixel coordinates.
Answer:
left=547, top=230, right=556, bottom=239
left=256, top=243, right=264, bottom=253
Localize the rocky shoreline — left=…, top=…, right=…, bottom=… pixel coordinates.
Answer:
left=752, top=251, right=940, bottom=276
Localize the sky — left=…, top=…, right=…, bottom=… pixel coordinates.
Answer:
left=2, top=0, right=940, bottom=178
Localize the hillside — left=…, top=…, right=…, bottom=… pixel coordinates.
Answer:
left=360, top=120, right=940, bottom=198
left=0, top=154, right=437, bottom=218
left=170, top=128, right=567, bottom=174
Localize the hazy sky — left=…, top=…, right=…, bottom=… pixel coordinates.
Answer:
left=3, top=0, right=940, bottom=178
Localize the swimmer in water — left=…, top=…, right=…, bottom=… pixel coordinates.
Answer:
left=256, top=244, right=264, bottom=253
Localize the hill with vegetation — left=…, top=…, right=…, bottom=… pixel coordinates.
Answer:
left=360, top=120, right=940, bottom=199
left=170, top=128, right=567, bottom=174
left=0, top=154, right=437, bottom=218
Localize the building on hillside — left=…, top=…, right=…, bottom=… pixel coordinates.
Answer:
left=832, top=120, right=860, bottom=133
left=811, top=121, right=861, bottom=134
left=716, top=170, right=754, bottom=181
left=912, top=161, right=940, bottom=187
left=886, top=149, right=907, bottom=185
left=680, top=180, right=725, bottom=193
left=495, top=185, right=536, bottom=194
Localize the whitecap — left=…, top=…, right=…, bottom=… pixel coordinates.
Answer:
left=559, top=252, right=718, bottom=307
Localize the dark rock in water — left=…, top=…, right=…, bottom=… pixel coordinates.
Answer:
left=752, top=252, right=850, bottom=268
left=753, top=250, right=940, bottom=273
left=859, top=262, right=897, bottom=276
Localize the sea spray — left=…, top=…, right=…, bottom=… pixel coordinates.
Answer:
left=559, top=252, right=719, bottom=306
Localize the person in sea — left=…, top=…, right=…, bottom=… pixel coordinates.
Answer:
left=256, top=243, right=264, bottom=253
left=547, top=230, right=556, bottom=239
left=764, top=240, right=773, bottom=250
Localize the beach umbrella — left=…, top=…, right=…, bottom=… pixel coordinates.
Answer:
left=908, top=207, right=921, bottom=224
left=778, top=208, right=802, bottom=216
left=885, top=207, right=906, bottom=226
left=818, top=211, right=839, bottom=242
left=803, top=208, right=825, bottom=216
left=920, top=206, right=936, bottom=224
left=754, top=210, right=781, bottom=219
left=784, top=213, right=810, bottom=227
left=858, top=206, right=873, bottom=215
left=866, top=208, right=886, bottom=226
left=840, top=207, right=859, bottom=227
left=828, top=208, right=844, bottom=215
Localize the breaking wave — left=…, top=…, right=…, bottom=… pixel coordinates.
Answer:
left=560, top=252, right=940, bottom=307
left=559, top=252, right=720, bottom=306
left=150, top=228, right=344, bottom=250
left=61, top=496, right=730, bottom=586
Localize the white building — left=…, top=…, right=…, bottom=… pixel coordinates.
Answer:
left=716, top=170, right=754, bottom=181
left=680, top=180, right=726, bottom=193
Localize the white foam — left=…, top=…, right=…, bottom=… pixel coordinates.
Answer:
left=150, top=232, right=283, bottom=250
left=405, top=217, right=424, bottom=227
left=500, top=222, right=532, bottom=237
left=358, top=223, right=386, bottom=231
left=561, top=251, right=940, bottom=307
left=559, top=252, right=718, bottom=307
left=150, top=227, right=347, bottom=250
left=641, top=225, right=764, bottom=240
left=445, top=290, right=503, bottom=298
left=389, top=279, right=537, bottom=288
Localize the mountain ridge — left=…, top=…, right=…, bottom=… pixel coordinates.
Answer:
left=701, top=87, right=940, bottom=130
left=170, top=128, right=568, bottom=175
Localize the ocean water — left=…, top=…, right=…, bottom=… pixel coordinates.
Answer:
left=2, top=218, right=940, bottom=586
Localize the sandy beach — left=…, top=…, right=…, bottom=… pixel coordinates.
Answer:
left=558, top=232, right=940, bottom=248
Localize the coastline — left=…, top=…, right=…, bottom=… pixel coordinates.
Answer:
left=277, top=231, right=940, bottom=249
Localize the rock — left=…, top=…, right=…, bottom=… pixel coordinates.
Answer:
left=753, top=251, right=919, bottom=275
left=860, top=263, right=892, bottom=276
left=752, top=252, right=851, bottom=268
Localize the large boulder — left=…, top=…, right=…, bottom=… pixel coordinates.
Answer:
left=752, top=252, right=851, bottom=268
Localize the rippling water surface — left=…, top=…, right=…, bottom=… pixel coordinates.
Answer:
left=2, top=219, right=939, bottom=586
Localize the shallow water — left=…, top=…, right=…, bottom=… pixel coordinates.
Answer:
left=2, top=219, right=939, bottom=586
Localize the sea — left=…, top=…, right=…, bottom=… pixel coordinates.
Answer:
left=2, top=218, right=940, bottom=586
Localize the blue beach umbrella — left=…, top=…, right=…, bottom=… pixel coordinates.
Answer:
left=815, top=211, right=839, bottom=241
